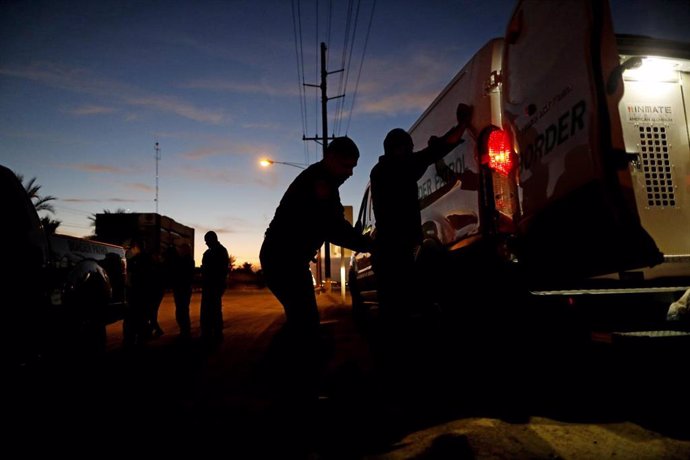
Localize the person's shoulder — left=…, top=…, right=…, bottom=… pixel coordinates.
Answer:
left=371, top=155, right=398, bottom=176
left=370, top=156, right=386, bottom=174
left=284, top=162, right=321, bottom=191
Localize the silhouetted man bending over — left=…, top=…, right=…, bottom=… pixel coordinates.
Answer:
left=260, top=137, right=372, bottom=422
left=370, top=103, right=473, bottom=323
left=261, top=136, right=372, bottom=343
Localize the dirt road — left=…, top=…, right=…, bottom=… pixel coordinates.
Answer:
left=8, top=288, right=690, bottom=459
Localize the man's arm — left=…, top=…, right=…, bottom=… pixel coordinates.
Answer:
left=416, top=103, right=473, bottom=167
left=326, top=199, right=372, bottom=253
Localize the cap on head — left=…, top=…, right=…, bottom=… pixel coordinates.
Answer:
left=384, top=128, right=413, bottom=155
left=326, top=136, right=359, bottom=159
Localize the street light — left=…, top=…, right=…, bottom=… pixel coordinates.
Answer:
left=259, top=158, right=307, bottom=169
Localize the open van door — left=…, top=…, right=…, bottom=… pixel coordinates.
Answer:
left=502, top=0, right=662, bottom=284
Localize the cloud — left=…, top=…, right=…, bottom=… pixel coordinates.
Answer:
left=127, top=182, right=155, bottom=192
left=125, top=95, right=226, bottom=125
left=0, top=62, right=228, bottom=124
left=179, top=146, right=227, bottom=160
left=0, top=62, right=127, bottom=95
left=346, top=47, right=461, bottom=116
left=61, top=197, right=144, bottom=203
left=69, top=163, right=128, bottom=174
left=180, top=78, right=298, bottom=97
left=181, top=166, right=253, bottom=184
left=180, top=142, right=274, bottom=160
left=164, top=36, right=242, bottom=63
left=193, top=215, right=253, bottom=237
left=241, top=122, right=283, bottom=130
left=194, top=224, right=238, bottom=235
left=357, top=92, right=439, bottom=116
left=63, top=105, right=116, bottom=116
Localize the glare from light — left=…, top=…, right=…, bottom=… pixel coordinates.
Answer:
left=623, top=57, right=679, bottom=83
left=258, top=158, right=307, bottom=170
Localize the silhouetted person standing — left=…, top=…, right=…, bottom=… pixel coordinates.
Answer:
left=145, top=252, right=165, bottom=338
left=169, top=243, right=195, bottom=340
left=370, top=103, right=473, bottom=323
left=200, top=231, right=229, bottom=344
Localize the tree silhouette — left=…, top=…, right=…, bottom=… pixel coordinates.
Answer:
left=16, top=174, right=57, bottom=213
left=40, top=216, right=61, bottom=234
left=239, top=262, right=254, bottom=273
left=16, top=173, right=61, bottom=234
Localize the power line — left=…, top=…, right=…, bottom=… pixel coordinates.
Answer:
left=335, top=0, right=357, bottom=135
left=292, top=0, right=375, bottom=151
left=346, top=0, right=376, bottom=134
left=292, top=0, right=311, bottom=165
left=290, top=0, right=375, bottom=288
left=54, top=205, right=93, bottom=216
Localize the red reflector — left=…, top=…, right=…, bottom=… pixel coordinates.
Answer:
left=487, top=130, right=513, bottom=176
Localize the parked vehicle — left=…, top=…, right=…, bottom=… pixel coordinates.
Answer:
left=1, top=164, right=127, bottom=366
left=349, top=0, right=690, bottom=342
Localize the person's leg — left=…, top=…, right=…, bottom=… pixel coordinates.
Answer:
left=262, top=261, right=322, bottom=362
left=372, top=247, right=411, bottom=325
left=174, top=289, right=191, bottom=337
left=213, top=290, right=224, bottom=341
left=200, top=290, right=210, bottom=339
left=265, top=264, right=319, bottom=338
left=151, top=291, right=164, bottom=336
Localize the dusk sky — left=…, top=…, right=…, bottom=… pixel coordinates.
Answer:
left=2, top=0, right=689, bottom=267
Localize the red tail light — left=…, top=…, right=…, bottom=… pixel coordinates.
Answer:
left=487, top=129, right=514, bottom=176
left=483, top=127, right=519, bottom=235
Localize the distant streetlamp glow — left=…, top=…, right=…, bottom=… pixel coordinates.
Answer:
left=259, top=158, right=307, bottom=169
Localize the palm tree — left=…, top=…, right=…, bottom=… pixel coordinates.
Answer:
left=40, top=216, right=61, bottom=235
left=16, top=173, right=61, bottom=234
left=16, top=174, right=57, bottom=214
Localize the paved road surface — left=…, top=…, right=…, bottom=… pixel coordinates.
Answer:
left=7, top=288, right=690, bottom=459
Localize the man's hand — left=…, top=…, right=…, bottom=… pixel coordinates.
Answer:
left=456, top=103, right=473, bottom=126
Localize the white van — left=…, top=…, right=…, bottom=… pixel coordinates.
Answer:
left=349, top=0, right=690, bottom=339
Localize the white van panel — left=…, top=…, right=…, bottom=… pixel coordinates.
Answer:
left=501, top=0, right=662, bottom=281
left=412, top=39, right=503, bottom=247
left=619, top=67, right=690, bottom=280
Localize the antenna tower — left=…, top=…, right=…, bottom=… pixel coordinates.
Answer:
left=154, top=141, right=161, bottom=214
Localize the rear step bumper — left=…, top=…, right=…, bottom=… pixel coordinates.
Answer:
left=592, top=329, right=690, bottom=344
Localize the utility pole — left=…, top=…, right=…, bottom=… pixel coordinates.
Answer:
left=154, top=141, right=161, bottom=214
left=304, top=41, right=344, bottom=291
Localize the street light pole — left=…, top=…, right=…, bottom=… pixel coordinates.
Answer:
left=259, top=159, right=307, bottom=169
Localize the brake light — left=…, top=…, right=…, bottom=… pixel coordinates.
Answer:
left=483, top=127, right=519, bottom=235
left=487, top=129, right=514, bottom=176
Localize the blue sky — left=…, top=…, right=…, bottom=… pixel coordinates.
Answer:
left=2, top=0, right=689, bottom=267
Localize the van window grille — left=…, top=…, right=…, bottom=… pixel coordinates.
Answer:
left=639, top=125, right=675, bottom=207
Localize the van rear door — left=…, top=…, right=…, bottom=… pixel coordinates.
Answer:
left=616, top=36, right=690, bottom=283
left=502, top=0, right=662, bottom=283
